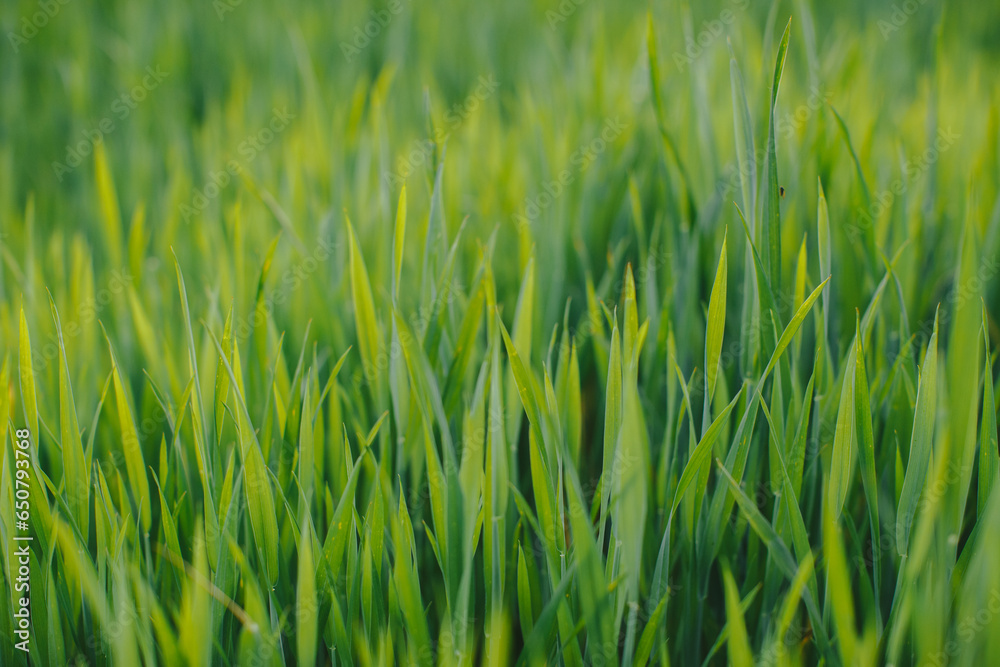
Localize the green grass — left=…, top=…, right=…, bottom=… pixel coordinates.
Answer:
left=2, top=0, right=1000, bottom=665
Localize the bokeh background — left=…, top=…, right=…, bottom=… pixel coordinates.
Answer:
left=2, top=0, right=1000, bottom=665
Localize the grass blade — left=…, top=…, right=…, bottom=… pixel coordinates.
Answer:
left=896, top=308, right=939, bottom=556
left=979, top=302, right=999, bottom=516
left=853, top=312, right=882, bottom=626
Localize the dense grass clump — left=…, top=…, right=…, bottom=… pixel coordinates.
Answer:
left=2, top=0, right=1000, bottom=664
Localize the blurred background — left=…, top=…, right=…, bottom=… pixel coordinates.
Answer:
left=2, top=0, right=1000, bottom=664
left=1, top=0, right=998, bottom=363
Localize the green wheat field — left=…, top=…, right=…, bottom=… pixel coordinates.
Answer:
left=2, top=0, right=1000, bottom=664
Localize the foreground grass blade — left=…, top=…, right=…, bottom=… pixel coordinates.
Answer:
left=297, top=516, right=318, bottom=667
left=105, top=332, right=152, bottom=533
left=348, top=213, right=383, bottom=401
left=51, top=297, right=89, bottom=537
left=824, top=495, right=858, bottom=665
left=212, top=336, right=280, bottom=587
left=18, top=308, right=39, bottom=437
left=722, top=561, right=753, bottom=667
left=979, top=302, right=999, bottom=516
left=853, top=312, right=882, bottom=625
left=704, top=229, right=727, bottom=419
left=896, top=309, right=939, bottom=556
